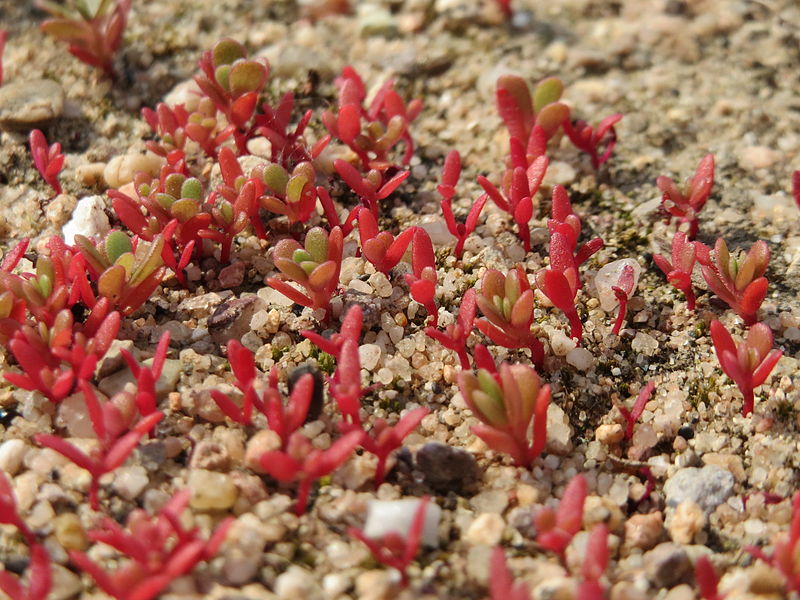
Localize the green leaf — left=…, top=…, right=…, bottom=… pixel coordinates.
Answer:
left=170, top=198, right=200, bottom=222
left=213, top=38, right=246, bottom=67
left=292, top=249, right=313, bottom=264
left=535, top=102, right=570, bottom=138
left=40, top=19, right=91, bottom=42
left=286, top=174, right=308, bottom=204
left=129, top=237, right=164, bottom=287
left=214, top=65, right=232, bottom=92
left=533, top=77, right=564, bottom=113
left=74, top=234, right=108, bottom=272
left=180, top=177, right=202, bottom=201
left=156, top=193, right=176, bottom=210
left=304, top=228, right=328, bottom=264
left=104, top=230, right=133, bottom=264
left=262, top=163, right=289, bottom=194
left=229, top=61, right=267, bottom=97
left=164, top=173, right=185, bottom=199
left=98, top=264, right=126, bottom=299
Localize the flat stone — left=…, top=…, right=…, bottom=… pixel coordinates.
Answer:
left=0, top=78, right=64, bottom=130
left=363, top=498, right=442, bottom=547
left=415, top=442, right=481, bottom=494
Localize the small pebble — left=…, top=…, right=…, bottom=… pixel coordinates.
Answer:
left=363, top=498, right=442, bottom=547
left=188, top=469, right=238, bottom=510
left=465, top=512, right=505, bottom=546
left=0, top=78, right=64, bottom=129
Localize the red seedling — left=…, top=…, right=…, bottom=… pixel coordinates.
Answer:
left=0, top=543, right=52, bottom=600
left=653, top=231, right=700, bottom=311
left=534, top=474, right=587, bottom=561
left=425, top=287, right=477, bottom=370
left=793, top=170, right=800, bottom=210
left=34, top=382, right=163, bottom=509
left=457, top=357, right=550, bottom=467
left=37, top=0, right=131, bottom=79
left=119, top=331, right=171, bottom=417
left=547, top=185, right=605, bottom=268
left=478, top=142, right=548, bottom=252
left=698, top=238, right=770, bottom=326
left=328, top=337, right=366, bottom=423
left=695, top=556, right=724, bottom=600
left=212, top=340, right=314, bottom=443
left=475, top=266, right=544, bottom=367
left=69, top=489, right=232, bottom=600
left=259, top=429, right=364, bottom=515
left=255, top=91, right=331, bottom=168
left=438, top=150, right=488, bottom=258
left=487, top=547, right=531, bottom=600
left=710, top=320, right=782, bottom=416
left=404, top=228, right=439, bottom=327
left=576, top=523, right=609, bottom=600
left=610, top=264, right=636, bottom=335
left=0, top=471, right=36, bottom=545
left=616, top=381, right=656, bottom=441
left=349, top=496, right=431, bottom=588
left=267, top=226, right=344, bottom=319
left=495, top=75, right=570, bottom=143
left=301, top=303, right=363, bottom=359
left=657, top=154, right=715, bottom=240
left=29, top=129, right=64, bottom=196
left=256, top=158, right=319, bottom=225
left=356, top=207, right=417, bottom=275
left=563, top=113, right=623, bottom=170
left=334, top=159, right=409, bottom=217
left=342, top=406, right=429, bottom=487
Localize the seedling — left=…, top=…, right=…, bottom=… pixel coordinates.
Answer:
left=0, top=471, right=36, bottom=544
left=487, top=547, right=531, bottom=600
left=438, top=150, right=487, bottom=258
left=534, top=474, right=587, bottom=561
left=255, top=91, right=331, bottom=167
left=267, top=226, right=344, bottom=318
left=334, top=159, right=409, bottom=217
left=793, top=170, right=800, bottom=209
left=657, top=154, right=715, bottom=239
left=301, top=303, right=363, bottom=359
left=349, top=496, right=431, bottom=587
left=610, top=264, right=636, bottom=335
left=698, top=238, right=769, bottom=325
left=356, top=207, right=417, bottom=275
left=425, top=287, right=477, bottom=370
left=653, top=231, right=700, bottom=311
left=695, top=556, right=724, bottom=600
left=119, top=331, right=171, bottom=417
left=457, top=356, right=550, bottom=467
left=37, top=0, right=131, bottom=79
left=404, top=228, right=439, bottom=327
left=0, top=30, right=7, bottom=86
left=34, top=381, right=163, bottom=509
left=747, top=492, right=800, bottom=594
left=69, top=489, right=232, bottom=600
left=563, top=113, right=623, bottom=169
left=475, top=266, right=544, bottom=367
left=710, top=320, right=782, bottom=416
left=495, top=75, right=570, bottom=143
left=616, top=381, right=656, bottom=441
left=29, top=129, right=65, bottom=196
left=576, top=524, right=609, bottom=600
left=258, top=429, right=364, bottom=515
left=0, top=543, right=52, bottom=600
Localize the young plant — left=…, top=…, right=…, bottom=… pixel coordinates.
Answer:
left=37, top=0, right=131, bottom=79
left=74, top=230, right=167, bottom=316
left=437, top=150, right=487, bottom=258
left=356, top=207, right=417, bottom=275
left=301, top=303, right=363, bottom=359
left=475, top=266, right=544, bottom=367
left=34, top=382, right=163, bottom=509
left=29, top=129, right=64, bottom=196
left=404, top=228, right=439, bottom=327
left=0, top=30, right=6, bottom=86
left=657, top=154, right=715, bottom=240
left=258, top=429, right=364, bottom=515
left=487, top=547, right=531, bottom=600
left=349, top=496, right=431, bottom=588
left=255, top=90, right=330, bottom=168
left=533, top=474, right=587, bottom=561
left=653, top=231, right=700, bottom=311
left=256, top=158, right=318, bottom=225
left=695, top=556, right=724, bottom=600
left=793, top=170, right=800, bottom=210
left=563, top=113, right=623, bottom=169
left=610, top=264, right=636, bottom=335
left=267, top=226, right=344, bottom=318
left=616, top=381, right=656, bottom=441
left=747, top=492, right=800, bottom=594
left=495, top=75, right=570, bottom=143
left=710, top=320, right=782, bottom=416
left=576, top=524, right=609, bottom=600
left=194, top=38, right=269, bottom=154
left=328, top=338, right=366, bottom=424
left=698, top=238, right=770, bottom=326
left=0, top=472, right=36, bottom=545
left=425, top=287, right=477, bottom=370
left=457, top=354, right=550, bottom=467
left=69, top=489, right=232, bottom=600
left=119, top=331, right=171, bottom=417
left=322, top=66, right=422, bottom=171
left=212, top=339, right=314, bottom=442
left=334, top=159, right=409, bottom=218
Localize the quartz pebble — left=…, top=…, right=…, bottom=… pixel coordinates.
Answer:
left=103, top=152, right=165, bottom=188
left=363, top=498, right=442, bottom=547
left=188, top=469, right=238, bottom=510
left=624, top=511, right=664, bottom=550
left=359, top=343, right=382, bottom=371
left=566, top=347, right=594, bottom=370
left=0, top=78, right=64, bottom=129
left=668, top=499, right=706, bottom=544
left=61, top=195, right=110, bottom=244
left=0, top=439, right=27, bottom=475
left=664, top=466, right=734, bottom=516
left=112, top=465, right=149, bottom=501
left=465, top=512, right=505, bottom=545
left=631, top=331, right=659, bottom=356
left=275, top=565, right=323, bottom=600
left=594, top=259, right=642, bottom=312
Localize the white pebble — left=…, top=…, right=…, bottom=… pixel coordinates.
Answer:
left=0, top=439, right=27, bottom=475
left=566, top=347, right=594, bottom=371
left=359, top=344, right=382, bottom=371
left=61, top=195, right=110, bottom=244
left=593, top=259, right=641, bottom=312
left=363, top=498, right=442, bottom=548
